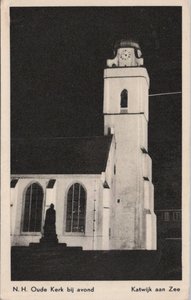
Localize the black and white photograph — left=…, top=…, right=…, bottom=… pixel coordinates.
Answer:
left=0, top=1, right=190, bottom=299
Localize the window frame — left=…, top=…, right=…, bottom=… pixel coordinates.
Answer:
left=163, top=211, right=170, bottom=222
left=21, top=182, right=44, bottom=235
left=120, top=89, right=128, bottom=113
left=65, top=182, right=87, bottom=235
left=173, top=211, right=181, bottom=221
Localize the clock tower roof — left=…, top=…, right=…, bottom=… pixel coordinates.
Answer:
left=114, top=39, right=141, bottom=52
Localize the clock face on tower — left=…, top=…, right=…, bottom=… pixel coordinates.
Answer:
left=119, top=49, right=131, bottom=60
left=118, top=48, right=135, bottom=67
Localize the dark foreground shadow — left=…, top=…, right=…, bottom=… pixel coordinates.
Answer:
left=11, top=239, right=181, bottom=281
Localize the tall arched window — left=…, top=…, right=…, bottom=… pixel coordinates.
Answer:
left=66, top=183, right=86, bottom=233
left=23, top=183, right=43, bottom=232
left=120, top=89, right=128, bottom=109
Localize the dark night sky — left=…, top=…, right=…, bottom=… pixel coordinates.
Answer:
left=10, top=7, right=182, bottom=209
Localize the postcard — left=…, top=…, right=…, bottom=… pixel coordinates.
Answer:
left=1, top=0, right=190, bottom=299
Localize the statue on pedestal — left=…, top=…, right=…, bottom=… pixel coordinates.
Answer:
left=40, top=203, right=58, bottom=244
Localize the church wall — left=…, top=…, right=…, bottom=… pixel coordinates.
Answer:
left=104, top=135, right=116, bottom=188
left=152, top=213, right=157, bottom=249
left=103, top=68, right=149, bottom=120
left=142, top=153, right=152, bottom=181
left=136, top=153, right=156, bottom=250
left=55, top=175, right=102, bottom=250
left=11, top=183, right=19, bottom=236
left=11, top=174, right=108, bottom=250
left=11, top=178, right=47, bottom=246
left=142, top=179, right=157, bottom=249
left=102, top=135, right=116, bottom=249
left=103, top=61, right=156, bottom=250
left=105, top=115, right=141, bottom=249
left=104, top=113, right=156, bottom=249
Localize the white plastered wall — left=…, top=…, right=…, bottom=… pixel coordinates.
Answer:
left=11, top=177, right=48, bottom=246
left=103, top=66, right=156, bottom=250
left=11, top=174, right=107, bottom=250
left=103, top=67, right=149, bottom=120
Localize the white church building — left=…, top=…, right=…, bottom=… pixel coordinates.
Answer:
left=11, top=39, right=157, bottom=250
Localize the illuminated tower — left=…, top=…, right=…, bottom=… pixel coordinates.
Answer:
left=104, top=39, right=156, bottom=249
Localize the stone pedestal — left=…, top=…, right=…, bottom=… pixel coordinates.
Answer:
left=40, top=235, right=58, bottom=245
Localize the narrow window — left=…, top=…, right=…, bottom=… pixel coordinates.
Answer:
left=173, top=211, right=181, bottom=221
left=66, top=183, right=86, bottom=233
left=23, top=183, right=43, bottom=232
left=120, top=89, right=128, bottom=110
left=164, top=211, right=170, bottom=222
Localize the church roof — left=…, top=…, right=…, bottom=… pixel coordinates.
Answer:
left=11, top=135, right=113, bottom=175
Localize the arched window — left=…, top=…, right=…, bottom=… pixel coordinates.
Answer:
left=120, top=89, right=128, bottom=109
left=23, top=183, right=43, bottom=232
left=66, top=183, right=86, bottom=233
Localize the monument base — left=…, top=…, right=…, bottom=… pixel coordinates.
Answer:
left=40, top=235, right=58, bottom=245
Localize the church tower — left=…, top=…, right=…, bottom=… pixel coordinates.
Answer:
left=104, top=39, right=156, bottom=250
